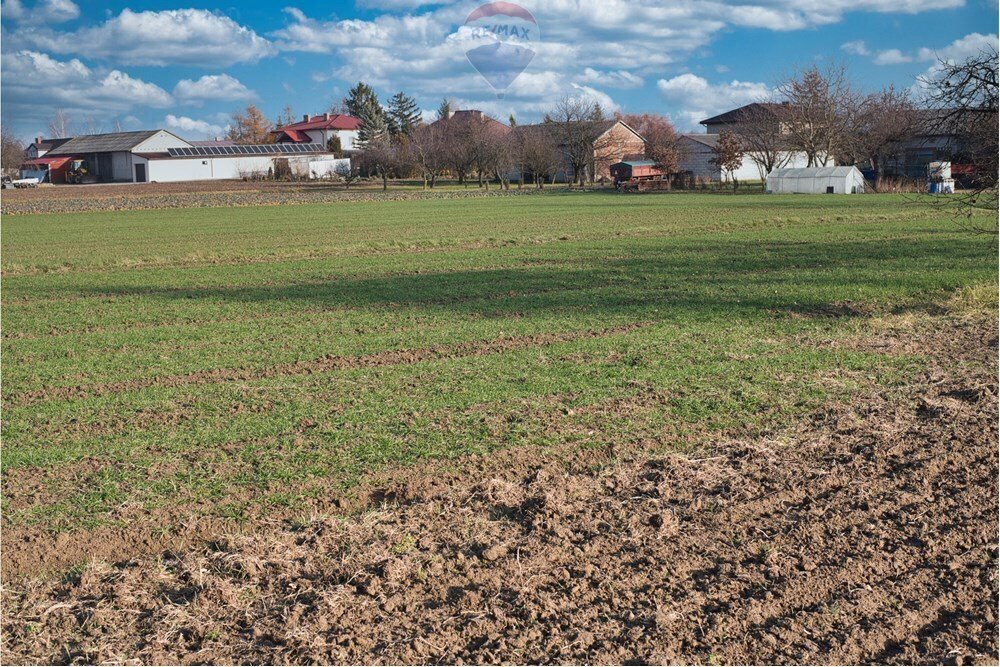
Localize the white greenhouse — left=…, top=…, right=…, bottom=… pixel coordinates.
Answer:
left=766, top=166, right=867, bottom=194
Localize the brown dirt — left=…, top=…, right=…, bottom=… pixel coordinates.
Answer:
left=2, top=317, right=997, bottom=665
left=0, top=180, right=548, bottom=216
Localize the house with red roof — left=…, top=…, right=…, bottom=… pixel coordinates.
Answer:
left=271, top=113, right=362, bottom=153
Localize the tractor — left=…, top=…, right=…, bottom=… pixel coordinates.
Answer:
left=65, top=159, right=96, bottom=184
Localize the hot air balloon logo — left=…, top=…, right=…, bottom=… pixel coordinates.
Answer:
left=463, top=2, right=537, bottom=99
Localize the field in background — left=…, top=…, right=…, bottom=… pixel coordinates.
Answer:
left=2, top=191, right=997, bottom=663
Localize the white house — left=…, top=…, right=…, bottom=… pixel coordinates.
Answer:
left=271, top=113, right=362, bottom=153
left=677, top=133, right=811, bottom=182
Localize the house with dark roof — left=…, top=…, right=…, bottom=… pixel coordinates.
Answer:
left=700, top=102, right=792, bottom=135
left=673, top=104, right=811, bottom=182
left=271, top=113, right=362, bottom=152
left=25, top=136, right=73, bottom=160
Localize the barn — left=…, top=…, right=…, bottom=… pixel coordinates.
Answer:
left=25, top=129, right=347, bottom=184
left=133, top=143, right=347, bottom=183
left=767, top=166, right=867, bottom=194
left=44, top=130, right=190, bottom=183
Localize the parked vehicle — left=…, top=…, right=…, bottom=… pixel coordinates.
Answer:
left=11, top=177, right=40, bottom=188
left=66, top=159, right=97, bottom=184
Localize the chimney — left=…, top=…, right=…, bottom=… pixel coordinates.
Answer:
left=303, top=114, right=310, bottom=122
left=324, top=112, right=331, bottom=121
left=35, top=136, right=42, bottom=145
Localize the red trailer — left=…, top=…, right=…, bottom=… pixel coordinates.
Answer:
left=610, top=160, right=667, bottom=190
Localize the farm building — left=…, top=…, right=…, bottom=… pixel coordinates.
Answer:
left=766, top=166, right=867, bottom=194
left=272, top=113, right=361, bottom=152
left=677, top=133, right=811, bottom=183
left=39, top=130, right=195, bottom=183
left=22, top=129, right=346, bottom=184
left=133, top=144, right=348, bottom=182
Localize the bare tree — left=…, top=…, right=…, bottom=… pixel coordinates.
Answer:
left=728, top=102, right=795, bottom=184
left=82, top=116, right=104, bottom=135
left=851, top=85, right=919, bottom=183
left=920, top=44, right=998, bottom=227
left=1, top=128, right=25, bottom=176
left=712, top=130, right=745, bottom=191
left=616, top=112, right=682, bottom=172
left=439, top=113, right=478, bottom=185
left=465, top=113, right=512, bottom=190
left=359, top=132, right=413, bottom=191
left=408, top=122, right=449, bottom=188
left=777, top=64, right=860, bottom=167
left=544, top=97, right=607, bottom=186
left=47, top=109, right=73, bottom=138
left=515, top=125, right=561, bottom=188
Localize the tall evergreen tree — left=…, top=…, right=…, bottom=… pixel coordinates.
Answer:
left=437, top=98, right=453, bottom=121
left=345, top=82, right=382, bottom=120
left=357, top=103, right=391, bottom=150
left=387, top=92, right=421, bottom=136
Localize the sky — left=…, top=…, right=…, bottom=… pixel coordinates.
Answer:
left=1, top=0, right=996, bottom=142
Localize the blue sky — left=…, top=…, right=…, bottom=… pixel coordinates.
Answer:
left=1, top=0, right=996, bottom=141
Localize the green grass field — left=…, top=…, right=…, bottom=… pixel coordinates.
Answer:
left=2, top=191, right=995, bottom=533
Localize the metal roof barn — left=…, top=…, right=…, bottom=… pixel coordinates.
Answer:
left=46, top=131, right=166, bottom=155
left=766, top=166, right=867, bottom=194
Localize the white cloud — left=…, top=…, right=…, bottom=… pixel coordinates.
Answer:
left=569, top=83, right=620, bottom=112
left=844, top=40, right=914, bottom=65
left=1, top=0, right=78, bottom=24
left=841, top=40, right=870, bottom=56
left=917, top=32, right=997, bottom=63
left=266, top=1, right=957, bottom=122
left=873, top=49, right=912, bottom=65
left=657, top=73, right=771, bottom=129
left=12, top=8, right=274, bottom=67
left=911, top=32, right=998, bottom=98
left=163, top=114, right=227, bottom=138
left=173, top=74, right=254, bottom=103
left=578, top=68, right=644, bottom=89
left=1, top=50, right=172, bottom=115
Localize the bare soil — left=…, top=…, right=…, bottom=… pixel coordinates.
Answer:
left=2, top=316, right=997, bottom=665
left=0, top=180, right=545, bottom=215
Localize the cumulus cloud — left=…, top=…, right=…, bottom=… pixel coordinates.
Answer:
left=163, top=114, right=227, bottom=138
left=657, top=73, right=771, bottom=129
left=267, top=0, right=958, bottom=121
left=1, top=50, right=172, bottom=116
left=873, top=49, right=912, bottom=65
left=578, top=68, right=644, bottom=89
left=11, top=8, right=274, bottom=67
left=173, top=74, right=255, bottom=104
left=912, top=32, right=998, bottom=98
left=1, top=0, right=79, bottom=24
left=840, top=40, right=870, bottom=56
left=843, top=40, right=914, bottom=64
left=917, top=32, right=997, bottom=63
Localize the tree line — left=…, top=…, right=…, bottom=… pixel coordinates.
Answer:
left=16, top=45, right=996, bottom=199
